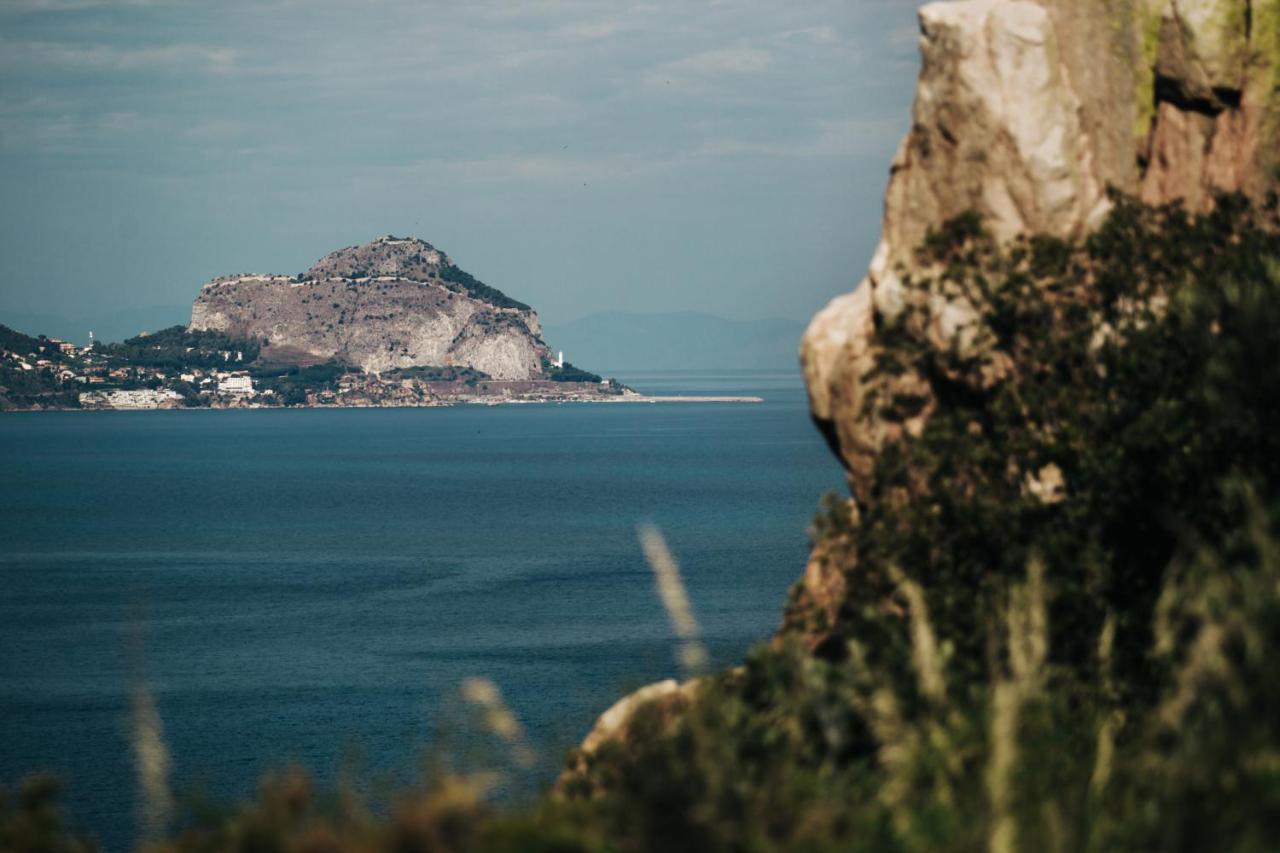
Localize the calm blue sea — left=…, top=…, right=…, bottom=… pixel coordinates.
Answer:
left=0, top=370, right=843, bottom=850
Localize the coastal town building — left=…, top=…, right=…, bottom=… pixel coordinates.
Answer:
left=218, top=373, right=254, bottom=394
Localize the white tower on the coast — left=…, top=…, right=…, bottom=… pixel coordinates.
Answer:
left=555, top=351, right=564, bottom=368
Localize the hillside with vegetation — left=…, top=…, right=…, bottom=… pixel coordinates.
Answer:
left=190, top=236, right=555, bottom=379
left=99, top=327, right=263, bottom=369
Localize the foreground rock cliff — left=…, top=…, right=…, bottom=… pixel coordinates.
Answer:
left=802, top=0, right=1279, bottom=494
left=560, top=0, right=1280, bottom=828
left=190, top=237, right=554, bottom=379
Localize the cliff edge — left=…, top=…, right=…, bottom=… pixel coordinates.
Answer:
left=802, top=0, right=1279, bottom=494
left=562, top=0, right=1280, bottom=806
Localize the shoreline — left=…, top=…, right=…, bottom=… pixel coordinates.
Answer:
left=1, top=394, right=765, bottom=413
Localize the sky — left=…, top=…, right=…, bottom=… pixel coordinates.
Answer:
left=0, top=0, right=923, bottom=341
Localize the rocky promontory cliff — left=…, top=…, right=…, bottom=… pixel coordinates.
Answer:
left=556, top=1, right=1280, bottom=845
left=190, top=237, right=554, bottom=379
left=803, top=0, right=1279, bottom=493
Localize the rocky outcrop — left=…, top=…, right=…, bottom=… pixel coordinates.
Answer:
left=566, top=0, right=1278, bottom=761
left=558, top=677, right=706, bottom=795
left=802, top=0, right=1280, bottom=495
left=190, top=237, right=553, bottom=379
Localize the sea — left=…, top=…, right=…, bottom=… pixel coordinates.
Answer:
left=0, top=370, right=845, bottom=851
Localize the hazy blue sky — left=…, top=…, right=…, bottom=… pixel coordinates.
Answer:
left=0, top=0, right=922, bottom=338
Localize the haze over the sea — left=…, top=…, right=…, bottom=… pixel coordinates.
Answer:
left=0, top=0, right=921, bottom=337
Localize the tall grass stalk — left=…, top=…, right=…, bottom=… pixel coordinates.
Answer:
left=131, top=684, right=173, bottom=843
left=986, top=559, right=1047, bottom=853
left=889, top=565, right=946, bottom=704
left=460, top=677, right=536, bottom=770
left=638, top=524, right=709, bottom=676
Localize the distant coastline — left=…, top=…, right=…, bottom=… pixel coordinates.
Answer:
left=3, top=393, right=765, bottom=413
left=1, top=322, right=767, bottom=412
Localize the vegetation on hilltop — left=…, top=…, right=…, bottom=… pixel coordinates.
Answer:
left=0, top=324, right=65, bottom=359
left=100, top=326, right=263, bottom=370
left=437, top=262, right=531, bottom=312
left=6, top=195, right=1280, bottom=849
left=542, top=361, right=603, bottom=383
left=0, top=368, right=79, bottom=410
left=309, top=237, right=534, bottom=312
left=248, top=360, right=350, bottom=406
left=0, top=324, right=77, bottom=409
left=389, top=365, right=492, bottom=383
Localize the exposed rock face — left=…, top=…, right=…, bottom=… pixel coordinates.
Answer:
left=557, top=677, right=705, bottom=795
left=802, top=0, right=1280, bottom=495
left=190, top=237, right=552, bottom=379
left=569, top=0, right=1278, bottom=759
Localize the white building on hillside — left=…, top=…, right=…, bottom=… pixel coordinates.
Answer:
left=218, top=374, right=254, bottom=395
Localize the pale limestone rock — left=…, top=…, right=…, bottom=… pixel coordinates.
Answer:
left=576, top=680, right=684, bottom=756
left=800, top=284, right=874, bottom=423
left=558, top=677, right=703, bottom=792
left=1167, top=0, right=1250, bottom=88
left=190, top=237, right=553, bottom=379
left=801, top=0, right=1280, bottom=493
left=884, top=0, right=1105, bottom=255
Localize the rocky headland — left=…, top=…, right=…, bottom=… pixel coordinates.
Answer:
left=190, top=236, right=555, bottom=380
left=5, top=237, right=702, bottom=410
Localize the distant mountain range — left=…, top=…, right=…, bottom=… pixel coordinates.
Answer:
left=541, top=311, right=807, bottom=371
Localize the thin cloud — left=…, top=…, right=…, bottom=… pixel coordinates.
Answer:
left=663, top=45, right=773, bottom=76
left=396, top=152, right=679, bottom=185
left=558, top=18, right=633, bottom=41
left=183, top=119, right=247, bottom=141
left=0, top=0, right=922, bottom=327
left=0, top=0, right=164, bottom=10
left=695, top=116, right=905, bottom=159
left=0, top=40, right=238, bottom=74
left=777, top=25, right=840, bottom=44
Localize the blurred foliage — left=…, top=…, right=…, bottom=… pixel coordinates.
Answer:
left=558, top=193, right=1280, bottom=851
left=0, top=776, right=97, bottom=853
left=6, top=195, right=1280, bottom=851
